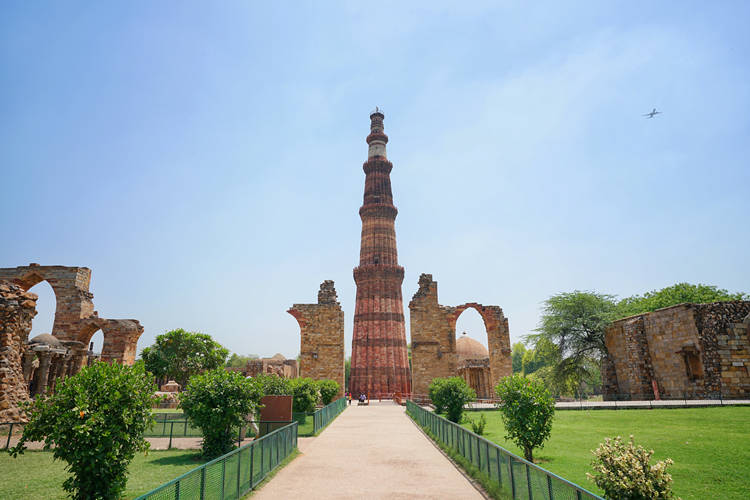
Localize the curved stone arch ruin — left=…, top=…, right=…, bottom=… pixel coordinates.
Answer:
left=408, top=274, right=512, bottom=398
left=0, top=263, right=143, bottom=364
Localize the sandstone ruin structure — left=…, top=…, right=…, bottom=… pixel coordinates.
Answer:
left=230, top=354, right=299, bottom=380
left=0, top=264, right=143, bottom=421
left=349, top=110, right=411, bottom=398
left=0, top=282, right=37, bottom=421
left=0, top=264, right=143, bottom=365
left=603, top=301, right=750, bottom=400
left=409, top=274, right=512, bottom=398
left=288, top=281, right=343, bottom=397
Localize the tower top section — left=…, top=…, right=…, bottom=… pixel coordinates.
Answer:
left=367, top=108, right=388, bottom=159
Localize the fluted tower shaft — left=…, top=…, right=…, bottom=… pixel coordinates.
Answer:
left=350, top=110, right=411, bottom=398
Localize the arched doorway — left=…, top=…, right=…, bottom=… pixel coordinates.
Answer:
left=454, top=308, right=492, bottom=398
left=26, top=280, right=55, bottom=337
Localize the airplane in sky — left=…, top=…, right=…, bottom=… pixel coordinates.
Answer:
left=643, top=108, right=661, bottom=118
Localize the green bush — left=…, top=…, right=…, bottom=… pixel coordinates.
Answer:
left=254, top=373, right=292, bottom=396
left=587, top=435, right=676, bottom=500
left=469, top=413, right=487, bottom=435
left=289, top=377, right=319, bottom=414
left=495, top=374, right=555, bottom=461
left=141, top=329, right=229, bottom=387
left=317, top=379, right=340, bottom=405
left=428, top=377, right=476, bottom=423
left=180, top=368, right=262, bottom=458
left=9, top=361, right=156, bottom=500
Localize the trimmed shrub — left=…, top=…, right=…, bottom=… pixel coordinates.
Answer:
left=588, top=435, right=676, bottom=500
left=428, top=377, right=476, bottom=423
left=180, top=368, right=263, bottom=458
left=495, top=374, right=555, bottom=461
left=9, top=361, right=156, bottom=500
left=289, top=377, right=319, bottom=414
left=254, top=373, right=292, bottom=396
left=317, top=379, right=341, bottom=405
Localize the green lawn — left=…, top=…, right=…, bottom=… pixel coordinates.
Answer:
left=0, top=449, right=205, bottom=499
left=461, top=406, right=750, bottom=500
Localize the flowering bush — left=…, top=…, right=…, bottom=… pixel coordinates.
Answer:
left=9, top=362, right=156, bottom=499
left=587, top=435, right=677, bottom=500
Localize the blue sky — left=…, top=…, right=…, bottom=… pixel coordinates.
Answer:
left=2, top=2, right=748, bottom=358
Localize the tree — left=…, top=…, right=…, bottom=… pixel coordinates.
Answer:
left=495, top=374, right=555, bottom=461
left=588, top=435, right=676, bottom=499
left=529, top=291, right=616, bottom=392
left=428, top=377, right=476, bottom=423
left=180, top=368, right=263, bottom=458
left=345, top=356, right=351, bottom=391
left=317, top=379, right=341, bottom=405
left=141, top=329, right=229, bottom=387
left=615, top=282, right=747, bottom=319
left=9, top=362, right=156, bottom=499
left=511, top=342, right=526, bottom=373
left=289, top=377, right=319, bottom=414
left=254, top=373, right=292, bottom=396
left=226, top=353, right=259, bottom=368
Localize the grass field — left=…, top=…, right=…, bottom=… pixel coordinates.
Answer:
left=0, top=449, right=205, bottom=499
left=461, top=406, right=750, bottom=500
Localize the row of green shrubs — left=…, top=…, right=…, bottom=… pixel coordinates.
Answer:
left=426, top=374, right=677, bottom=500
left=8, top=361, right=340, bottom=499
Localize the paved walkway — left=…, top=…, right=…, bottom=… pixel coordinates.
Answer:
left=253, top=402, right=483, bottom=500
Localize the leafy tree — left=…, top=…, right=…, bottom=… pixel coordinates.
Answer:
left=588, top=435, right=676, bottom=499
left=226, top=353, right=259, bottom=368
left=511, top=342, right=526, bottom=373
left=521, top=337, right=559, bottom=376
left=180, top=368, right=262, bottom=458
left=529, top=291, right=615, bottom=392
left=9, top=362, right=156, bottom=500
left=428, top=377, right=476, bottom=423
left=345, top=356, right=351, bottom=391
left=254, top=373, right=292, bottom=396
left=615, top=282, right=747, bottom=319
left=141, top=329, right=229, bottom=387
left=289, top=377, right=319, bottom=414
left=317, top=379, right=341, bottom=405
left=495, top=374, right=555, bottom=461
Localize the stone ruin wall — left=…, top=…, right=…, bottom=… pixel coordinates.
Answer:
left=0, top=264, right=143, bottom=365
left=0, top=283, right=37, bottom=421
left=409, top=274, right=512, bottom=399
left=604, top=301, right=750, bottom=400
left=288, top=281, right=345, bottom=398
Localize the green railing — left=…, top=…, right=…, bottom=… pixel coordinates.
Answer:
left=406, top=401, right=603, bottom=500
left=293, top=396, right=347, bottom=436
left=135, top=421, right=298, bottom=500
left=314, top=397, right=346, bottom=434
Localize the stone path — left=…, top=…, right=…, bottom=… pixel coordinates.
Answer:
left=253, top=401, right=483, bottom=499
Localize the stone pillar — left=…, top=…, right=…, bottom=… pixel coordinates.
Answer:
left=22, top=350, right=36, bottom=384
left=33, top=347, right=52, bottom=396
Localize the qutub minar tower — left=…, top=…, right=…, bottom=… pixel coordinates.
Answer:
left=349, top=109, right=411, bottom=397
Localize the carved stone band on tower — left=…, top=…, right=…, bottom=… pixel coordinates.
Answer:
left=349, top=110, right=412, bottom=398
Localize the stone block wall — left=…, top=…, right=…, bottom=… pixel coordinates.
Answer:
left=409, top=273, right=512, bottom=398
left=604, top=301, right=750, bottom=400
left=288, top=281, right=345, bottom=397
left=0, top=282, right=37, bottom=422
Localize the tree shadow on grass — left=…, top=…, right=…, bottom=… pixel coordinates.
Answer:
left=148, top=452, right=204, bottom=466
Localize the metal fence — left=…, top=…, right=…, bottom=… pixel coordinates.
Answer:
left=406, top=401, right=603, bottom=500
left=1, top=422, right=24, bottom=450
left=314, top=397, right=346, bottom=434
left=135, top=421, right=298, bottom=500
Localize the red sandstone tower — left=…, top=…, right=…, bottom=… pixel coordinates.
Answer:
left=350, top=109, right=411, bottom=398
